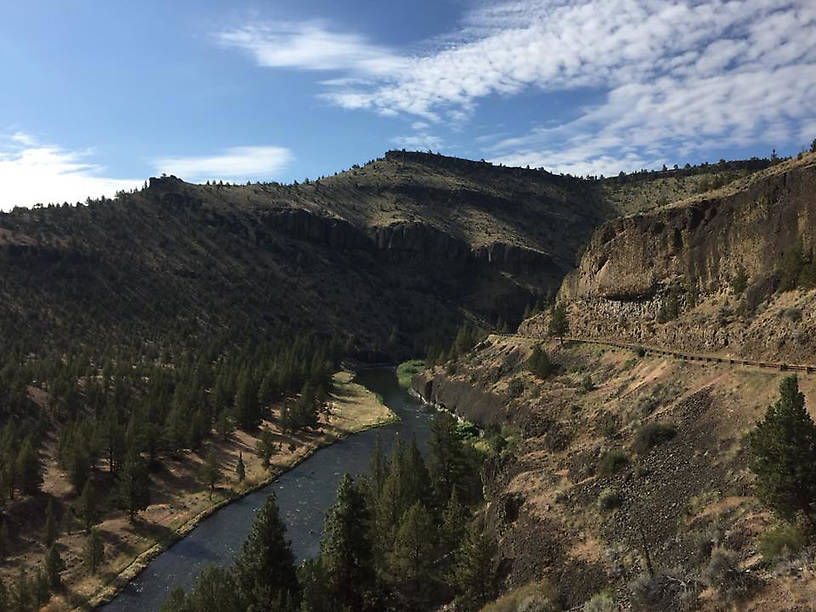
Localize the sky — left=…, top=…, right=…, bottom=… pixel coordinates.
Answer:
left=1, top=0, right=815, bottom=209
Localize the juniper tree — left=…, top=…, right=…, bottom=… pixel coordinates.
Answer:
left=548, top=302, right=569, bottom=342
left=749, top=375, right=816, bottom=530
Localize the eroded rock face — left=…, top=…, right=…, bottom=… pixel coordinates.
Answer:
left=551, top=156, right=816, bottom=363
left=563, top=158, right=816, bottom=302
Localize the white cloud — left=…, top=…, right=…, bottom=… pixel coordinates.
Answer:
left=391, top=133, right=444, bottom=151
left=154, top=146, right=292, bottom=181
left=217, top=22, right=408, bottom=76
left=0, top=133, right=141, bottom=211
left=222, top=0, right=816, bottom=172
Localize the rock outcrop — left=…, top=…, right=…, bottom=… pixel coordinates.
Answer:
left=553, top=154, right=816, bottom=363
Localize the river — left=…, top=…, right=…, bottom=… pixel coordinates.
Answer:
left=103, top=368, right=432, bottom=611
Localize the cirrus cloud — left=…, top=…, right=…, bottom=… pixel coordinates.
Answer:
left=154, top=145, right=293, bottom=181
left=222, top=0, right=816, bottom=172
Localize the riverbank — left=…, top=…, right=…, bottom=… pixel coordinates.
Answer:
left=14, top=371, right=396, bottom=611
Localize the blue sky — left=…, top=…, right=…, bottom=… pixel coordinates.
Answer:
left=1, top=0, right=815, bottom=208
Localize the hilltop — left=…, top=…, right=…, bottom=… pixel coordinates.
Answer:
left=0, top=149, right=776, bottom=359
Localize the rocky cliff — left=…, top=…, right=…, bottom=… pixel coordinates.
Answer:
left=553, top=153, right=816, bottom=363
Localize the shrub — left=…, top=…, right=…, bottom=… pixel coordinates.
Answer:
left=597, top=488, right=622, bottom=510
left=702, top=548, right=759, bottom=604
left=633, top=422, right=677, bottom=454
left=758, top=524, right=805, bottom=560
left=635, top=346, right=646, bottom=358
left=656, top=291, right=680, bottom=323
left=507, top=379, right=525, bottom=398
left=527, top=346, right=556, bottom=379
left=481, top=580, right=559, bottom=612
left=581, top=375, right=595, bottom=392
left=731, top=264, right=748, bottom=295
left=598, top=450, right=629, bottom=476
left=583, top=591, right=617, bottom=612
left=629, top=570, right=701, bottom=612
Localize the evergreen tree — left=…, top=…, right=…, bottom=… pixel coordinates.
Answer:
left=320, top=474, right=376, bottom=610
left=255, top=429, right=278, bottom=469
left=526, top=345, right=555, bottom=379
left=16, top=437, right=43, bottom=495
left=234, top=370, right=261, bottom=430
left=42, top=498, right=59, bottom=547
left=169, top=566, right=242, bottom=612
left=450, top=524, right=497, bottom=610
left=0, top=520, right=9, bottom=561
left=427, top=413, right=477, bottom=505
left=441, top=488, right=469, bottom=553
left=548, top=302, right=569, bottom=342
left=388, top=502, right=436, bottom=608
left=45, top=544, right=65, bottom=589
left=215, top=409, right=235, bottom=441
left=117, top=450, right=151, bottom=521
left=83, top=528, right=105, bottom=574
left=200, top=448, right=221, bottom=498
left=369, top=436, right=387, bottom=500
left=77, top=480, right=99, bottom=532
left=233, top=494, right=299, bottom=610
left=236, top=452, right=246, bottom=482
left=749, top=375, right=816, bottom=529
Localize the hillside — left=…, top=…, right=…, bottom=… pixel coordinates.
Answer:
left=0, top=151, right=615, bottom=358
left=558, top=152, right=816, bottom=364
left=415, top=334, right=816, bottom=610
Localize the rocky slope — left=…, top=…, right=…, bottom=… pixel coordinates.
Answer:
left=555, top=153, right=816, bottom=363
left=415, top=334, right=816, bottom=610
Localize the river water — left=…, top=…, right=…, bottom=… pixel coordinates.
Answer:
left=103, top=368, right=432, bottom=611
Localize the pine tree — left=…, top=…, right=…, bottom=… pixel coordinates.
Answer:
left=255, top=429, right=278, bottom=469
left=77, top=480, right=99, bottom=532
left=320, top=474, right=376, bottom=610
left=45, top=544, right=65, bottom=589
left=234, top=370, right=261, bottom=430
left=388, top=502, right=436, bottom=607
left=42, top=498, right=59, bottom=546
left=215, top=409, right=235, bottom=441
left=236, top=452, right=246, bottom=482
left=450, top=524, right=497, bottom=610
left=84, top=528, right=105, bottom=574
left=117, top=450, right=151, bottom=521
left=441, top=488, right=469, bottom=553
left=0, top=521, right=9, bottom=561
left=200, top=448, right=221, bottom=498
left=428, top=413, right=470, bottom=505
left=548, top=302, right=569, bottom=342
left=233, top=494, right=299, bottom=610
left=16, top=437, right=43, bottom=495
left=165, top=565, right=242, bottom=612
left=749, top=375, right=816, bottom=529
